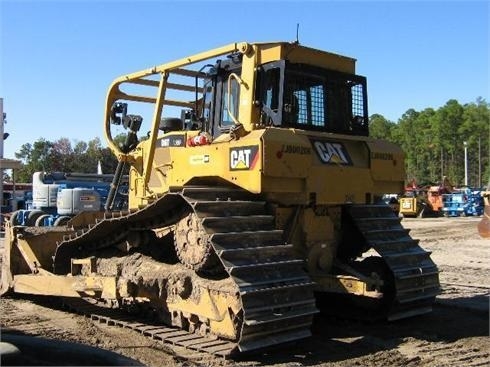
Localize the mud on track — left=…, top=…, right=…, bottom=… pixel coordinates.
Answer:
left=1, top=216, right=489, bottom=366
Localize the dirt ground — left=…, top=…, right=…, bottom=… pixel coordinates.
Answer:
left=1, top=216, right=489, bottom=366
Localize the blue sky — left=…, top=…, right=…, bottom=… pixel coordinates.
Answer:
left=1, top=0, right=488, bottom=159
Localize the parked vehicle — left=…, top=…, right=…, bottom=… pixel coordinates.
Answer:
left=9, top=171, right=127, bottom=226
left=382, top=194, right=400, bottom=214
left=399, top=177, right=453, bottom=218
left=442, top=188, right=484, bottom=217
left=1, top=41, right=440, bottom=355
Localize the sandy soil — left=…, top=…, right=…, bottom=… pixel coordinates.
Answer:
left=1, top=216, right=489, bottom=366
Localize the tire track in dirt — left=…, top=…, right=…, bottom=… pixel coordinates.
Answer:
left=1, top=297, right=80, bottom=340
left=0, top=296, right=206, bottom=366
left=397, top=337, right=490, bottom=367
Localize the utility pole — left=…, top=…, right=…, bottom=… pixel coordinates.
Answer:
left=463, top=141, right=468, bottom=187
left=479, top=136, right=481, bottom=188
left=440, top=147, right=443, bottom=179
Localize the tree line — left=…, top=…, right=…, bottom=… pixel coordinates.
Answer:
left=12, top=137, right=119, bottom=182
left=370, top=98, right=489, bottom=188
left=10, top=97, right=490, bottom=187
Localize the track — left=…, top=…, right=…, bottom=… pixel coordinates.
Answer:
left=345, top=204, right=440, bottom=320
left=62, top=297, right=238, bottom=357
left=11, top=191, right=440, bottom=355
left=0, top=295, right=200, bottom=366
left=52, top=186, right=318, bottom=355
left=2, top=216, right=486, bottom=367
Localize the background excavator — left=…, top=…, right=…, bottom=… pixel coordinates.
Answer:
left=1, top=41, right=440, bottom=356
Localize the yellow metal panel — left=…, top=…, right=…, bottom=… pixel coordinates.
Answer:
left=283, top=44, right=356, bottom=73
left=13, top=274, right=118, bottom=299
left=255, top=42, right=356, bottom=74
left=12, top=228, right=69, bottom=271
left=366, top=139, right=405, bottom=183
left=15, top=239, right=43, bottom=274
left=262, top=128, right=312, bottom=178
left=239, top=44, right=260, bottom=132
left=167, top=288, right=240, bottom=339
left=14, top=275, right=81, bottom=297
left=262, top=177, right=307, bottom=199
left=313, top=274, right=383, bottom=298
left=257, top=44, right=283, bottom=64
left=309, top=167, right=374, bottom=204
left=130, top=130, right=266, bottom=208
left=302, top=209, right=335, bottom=242
left=260, top=129, right=375, bottom=204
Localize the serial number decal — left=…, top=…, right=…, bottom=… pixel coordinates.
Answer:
left=160, top=135, right=185, bottom=147
left=310, top=140, right=353, bottom=166
left=371, top=152, right=394, bottom=160
left=230, top=145, right=259, bottom=171
left=281, top=144, right=312, bottom=155
left=189, top=155, right=210, bottom=165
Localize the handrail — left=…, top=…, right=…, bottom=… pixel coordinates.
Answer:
left=104, top=42, right=251, bottom=162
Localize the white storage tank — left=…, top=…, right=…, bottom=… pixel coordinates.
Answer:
left=57, top=188, right=102, bottom=215
left=32, top=172, right=59, bottom=209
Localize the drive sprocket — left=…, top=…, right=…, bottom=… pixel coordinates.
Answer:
left=174, top=212, right=221, bottom=273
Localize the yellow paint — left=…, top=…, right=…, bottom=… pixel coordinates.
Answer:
left=313, top=274, right=383, bottom=299
left=167, top=287, right=241, bottom=339
left=13, top=274, right=118, bottom=299
left=100, top=41, right=401, bottom=209
left=399, top=197, right=419, bottom=217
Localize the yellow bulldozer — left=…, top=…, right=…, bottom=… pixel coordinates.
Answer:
left=1, top=41, right=440, bottom=356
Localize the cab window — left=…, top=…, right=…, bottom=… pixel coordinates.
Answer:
left=221, top=76, right=239, bottom=127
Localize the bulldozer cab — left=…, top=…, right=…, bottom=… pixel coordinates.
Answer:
left=194, top=53, right=369, bottom=139
left=104, top=42, right=369, bottom=156
left=102, top=42, right=404, bottom=209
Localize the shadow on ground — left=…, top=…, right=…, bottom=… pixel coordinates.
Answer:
left=1, top=330, right=143, bottom=366
left=233, top=302, right=489, bottom=366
